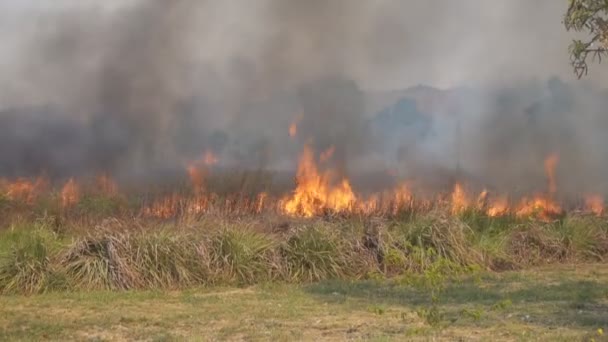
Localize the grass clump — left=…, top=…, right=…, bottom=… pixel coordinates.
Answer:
left=386, top=213, right=482, bottom=272
left=128, top=231, right=206, bottom=288
left=282, top=225, right=351, bottom=282
left=557, top=216, right=608, bottom=261
left=0, top=226, right=64, bottom=294
left=211, top=228, right=277, bottom=285
left=61, top=234, right=135, bottom=290
left=508, top=223, right=571, bottom=266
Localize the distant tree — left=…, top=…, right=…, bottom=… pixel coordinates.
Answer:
left=564, top=0, right=608, bottom=77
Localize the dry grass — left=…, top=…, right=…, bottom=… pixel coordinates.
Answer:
left=0, top=209, right=607, bottom=294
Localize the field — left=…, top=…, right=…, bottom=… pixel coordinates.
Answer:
left=1, top=158, right=608, bottom=341
left=0, top=265, right=606, bottom=341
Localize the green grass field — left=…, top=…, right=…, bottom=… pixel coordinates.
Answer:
left=1, top=265, right=606, bottom=341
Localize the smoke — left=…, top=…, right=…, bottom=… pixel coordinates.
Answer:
left=1, top=0, right=608, bottom=198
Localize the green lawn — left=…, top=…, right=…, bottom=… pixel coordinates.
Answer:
left=0, top=265, right=607, bottom=341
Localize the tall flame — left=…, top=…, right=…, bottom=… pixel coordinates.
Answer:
left=544, top=153, right=559, bottom=195
left=96, top=174, right=118, bottom=196
left=60, top=178, right=80, bottom=208
left=584, top=194, right=604, bottom=216
left=282, top=144, right=356, bottom=217
left=450, top=183, right=469, bottom=214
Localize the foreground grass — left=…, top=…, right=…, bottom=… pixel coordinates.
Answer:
left=1, top=265, right=606, bottom=341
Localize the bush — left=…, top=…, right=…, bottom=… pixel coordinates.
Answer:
left=210, top=228, right=277, bottom=285
left=282, top=225, right=350, bottom=282
left=0, top=227, right=64, bottom=294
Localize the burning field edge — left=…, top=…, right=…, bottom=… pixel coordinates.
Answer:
left=1, top=146, right=608, bottom=294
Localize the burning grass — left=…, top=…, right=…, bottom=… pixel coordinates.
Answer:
left=1, top=148, right=607, bottom=294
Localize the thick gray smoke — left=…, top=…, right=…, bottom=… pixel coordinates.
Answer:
left=1, top=0, right=608, bottom=197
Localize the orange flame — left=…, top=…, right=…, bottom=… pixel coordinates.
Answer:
left=289, top=123, right=298, bottom=138
left=203, top=150, right=219, bottom=166
left=392, top=183, right=413, bottom=214
left=143, top=194, right=182, bottom=219
left=60, top=178, right=80, bottom=208
left=450, top=183, right=469, bottom=214
left=96, top=174, right=118, bottom=196
left=544, top=153, right=559, bottom=195
left=477, top=189, right=488, bottom=210
left=256, top=192, right=268, bottom=214
left=289, top=114, right=303, bottom=139
left=515, top=195, right=562, bottom=221
left=584, top=194, right=604, bottom=216
left=283, top=144, right=356, bottom=217
left=5, top=177, right=47, bottom=204
left=487, top=196, right=509, bottom=217
left=187, top=165, right=206, bottom=196
left=319, top=146, right=335, bottom=163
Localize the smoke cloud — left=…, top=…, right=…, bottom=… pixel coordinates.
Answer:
left=1, top=0, right=608, bottom=198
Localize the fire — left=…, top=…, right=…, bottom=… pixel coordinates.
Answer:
left=143, top=194, right=182, bottom=219
left=477, top=189, right=488, bottom=210
left=515, top=196, right=562, bottom=221
left=392, top=183, right=413, bottom=214
left=289, top=114, right=304, bottom=139
left=450, top=183, right=469, bottom=214
left=143, top=153, right=214, bottom=219
left=319, top=146, right=335, bottom=163
left=203, top=150, right=219, bottom=166
left=256, top=192, right=268, bottom=214
left=289, top=123, right=298, bottom=138
left=60, top=178, right=80, bottom=208
left=487, top=196, right=509, bottom=217
left=584, top=194, right=604, bottom=216
left=544, top=153, right=559, bottom=195
left=96, top=174, right=118, bottom=196
left=282, top=144, right=356, bottom=217
left=187, top=164, right=206, bottom=196
left=5, top=177, right=47, bottom=203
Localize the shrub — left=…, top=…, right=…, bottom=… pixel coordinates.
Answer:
left=210, top=228, right=277, bottom=285
left=61, top=234, right=135, bottom=290
left=0, top=227, right=63, bottom=294
left=282, top=225, right=350, bottom=282
left=129, top=231, right=206, bottom=288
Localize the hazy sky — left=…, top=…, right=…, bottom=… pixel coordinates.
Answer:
left=0, top=0, right=603, bottom=93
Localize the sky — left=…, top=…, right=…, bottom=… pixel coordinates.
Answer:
left=0, top=0, right=604, bottom=92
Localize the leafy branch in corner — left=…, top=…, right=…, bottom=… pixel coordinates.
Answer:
left=564, top=0, right=608, bottom=77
